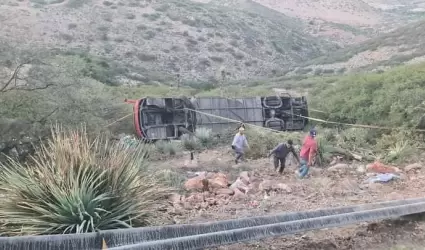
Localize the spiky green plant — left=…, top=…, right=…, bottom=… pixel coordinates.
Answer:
left=385, top=140, right=416, bottom=163
left=0, top=125, right=172, bottom=236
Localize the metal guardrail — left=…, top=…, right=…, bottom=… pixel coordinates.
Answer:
left=1, top=197, right=425, bottom=250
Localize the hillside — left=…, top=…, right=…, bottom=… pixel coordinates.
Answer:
left=0, top=0, right=337, bottom=84
left=198, top=0, right=425, bottom=45
left=295, top=19, right=425, bottom=75
left=2, top=0, right=425, bottom=144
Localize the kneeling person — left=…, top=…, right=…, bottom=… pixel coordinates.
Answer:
left=268, top=140, right=300, bottom=174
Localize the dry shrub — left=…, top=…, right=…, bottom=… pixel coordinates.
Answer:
left=244, top=127, right=302, bottom=159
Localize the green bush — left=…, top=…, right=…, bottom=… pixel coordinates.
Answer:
left=374, top=130, right=419, bottom=163
left=156, top=140, right=180, bottom=155
left=195, top=127, right=214, bottom=148
left=0, top=126, right=172, bottom=236
left=180, top=134, right=200, bottom=151
left=310, top=63, right=425, bottom=128
left=244, top=127, right=302, bottom=159
left=336, top=128, right=371, bottom=151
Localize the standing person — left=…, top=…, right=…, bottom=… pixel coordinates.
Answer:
left=298, top=128, right=318, bottom=178
left=268, top=139, right=300, bottom=174
left=231, top=127, right=249, bottom=164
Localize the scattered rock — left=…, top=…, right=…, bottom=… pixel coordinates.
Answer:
left=248, top=181, right=261, bottom=192
left=274, top=183, right=292, bottom=193
left=259, top=180, right=292, bottom=193
left=249, top=200, right=259, bottom=207
left=329, top=156, right=343, bottom=165
left=356, top=165, right=366, bottom=173
left=365, top=182, right=384, bottom=191
left=206, top=198, right=218, bottom=206
left=216, top=194, right=230, bottom=200
left=200, top=202, right=209, bottom=209
left=194, top=172, right=207, bottom=178
left=168, top=193, right=182, bottom=204
left=259, top=180, right=273, bottom=192
left=230, top=178, right=250, bottom=193
left=341, top=179, right=359, bottom=193
left=182, top=201, right=192, bottom=210
left=170, top=205, right=184, bottom=215
left=239, top=171, right=251, bottom=185
left=184, top=176, right=208, bottom=191
left=405, top=163, right=422, bottom=172
left=366, top=161, right=401, bottom=173
left=208, top=172, right=229, bottom=189
left=232, top=188, right=246, bottom=200
left=185, top=193, right=205, bottom=204
left=328, top=163, right=350, bottom=172
left=215, top=188, right=234, bottom=196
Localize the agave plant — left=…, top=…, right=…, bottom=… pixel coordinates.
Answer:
left=0, top=125, right=171, bottom=236
left=385, top=140, right=415, bottom=163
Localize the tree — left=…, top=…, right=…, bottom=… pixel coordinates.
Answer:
left=0, top=60, right=53, bottom=92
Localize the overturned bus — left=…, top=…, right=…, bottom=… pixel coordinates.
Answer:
left=125, top=94, right=309, bottom=140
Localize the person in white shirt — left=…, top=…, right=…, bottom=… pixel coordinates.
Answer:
left=231, top=127, right=249, bottom=164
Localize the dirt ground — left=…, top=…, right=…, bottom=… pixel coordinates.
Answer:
left=154, top=149, right=425, bottom=250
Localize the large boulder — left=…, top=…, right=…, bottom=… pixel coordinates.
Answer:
left=230, top=177, right=250, bottom=193
left=239, top=171, right=251, bottom=185
left=208, top=172, right=229, bottom=189
left=232, top=188, right=246, bottom=201
left=184, top=174, right=208, bottom=191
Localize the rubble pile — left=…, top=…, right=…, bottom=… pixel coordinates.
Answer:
left=169, top=170, right=294, bottom=211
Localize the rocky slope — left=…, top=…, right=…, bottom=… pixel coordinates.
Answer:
left=299, top=19, right=425, bottom=74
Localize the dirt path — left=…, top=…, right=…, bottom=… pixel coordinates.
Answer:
left=154, top=149, right=425, bottom=249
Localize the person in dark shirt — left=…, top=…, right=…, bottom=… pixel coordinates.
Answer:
left=268, top=139, right=300, bottom=174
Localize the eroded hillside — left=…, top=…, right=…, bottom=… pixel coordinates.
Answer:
left=0, top=0, right=338, bottom=84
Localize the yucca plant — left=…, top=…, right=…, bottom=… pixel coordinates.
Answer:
left=0, top=125, right=171, bottom=236
left=385, top=140, right=416, bottom=163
